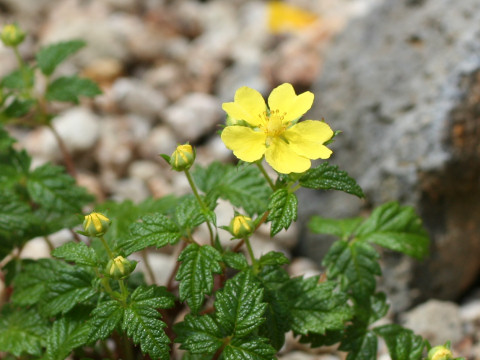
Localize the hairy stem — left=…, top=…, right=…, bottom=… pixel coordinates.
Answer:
left=256, top=161, right=275, bottom=190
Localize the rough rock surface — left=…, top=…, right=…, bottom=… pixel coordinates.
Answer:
left=306, top=0, right=480, bottom=310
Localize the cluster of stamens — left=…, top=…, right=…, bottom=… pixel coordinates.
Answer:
left=258, top=109, right=289, bottom=137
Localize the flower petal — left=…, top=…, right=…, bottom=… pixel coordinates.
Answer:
left=265, top=137, right=311, bottom=174
left=284, top=120, right=334, bottom=159
left=222, top=87, right=267, bottom=127
left=268, top=83, right=314, bottom=124
left=221, top=126, right=267, bottom=162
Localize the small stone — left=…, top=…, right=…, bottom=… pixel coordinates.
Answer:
left=129, top=160, right=162, bottom=182
left=111, top=177, right=150, bottom=203
left=288, top=257, right=321, bottom=278
left=138, top=125, right=178, bottom=161
left=77, top=172, right=105, bottom=202
left=81, top=57, right=123, bottom=86
left=20, top=237, right=50, bottom=259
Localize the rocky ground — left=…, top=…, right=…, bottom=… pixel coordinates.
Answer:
left=1, top=0, right=479, bottom=358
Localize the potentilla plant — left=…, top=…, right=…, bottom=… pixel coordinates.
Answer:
left=0, top=25, right=464, bottom=360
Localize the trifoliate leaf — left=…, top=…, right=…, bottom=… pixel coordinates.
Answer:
left=339, top=328, right=378, bottom=360
left=308, top=216, right=363, bottom=240
left=323, top=240, right=381, bottom=302
left=223, top=336, right=276, bottom=360
left=121, top=213, right=182, bottom=255
left=176, top=244, right=222, bottom=314
left=373, top=324, right=425, bottom=360
left=4, top=98, right=35, bottom=117
left=46, top=76, right=102, bottom=103
left=193, top=162, right=272, bottom=216
left=355, top=202, right=429, bottom=259
left=267, top=189, right=297, bottom=236
left=0, top=306, right=49, bottom=357
left=52, top=241, right=98, bottom=267
left=175, top=195, right=207, bottom=234
left=216, top=272, right=266, bottom=336
left=223, top=251, right=248, bottom=271
left=288, top=277, right=351, bottom=335
left=174, top=314, right=224, bottom=355
left=41, top=266, right=97, bottom=316
left=36, top=40, right=86, bottom=76
left=87, top=300, right=124, bottom=342
left=1, top=67, right=34, bottom=89
left=299, top=162, right=364, bottom=198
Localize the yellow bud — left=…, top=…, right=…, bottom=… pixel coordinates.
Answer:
left=230, top=215, right=254, bottom=238
left=106, top=255, right=136, bottom=279
left=170, top=144, right=195, bottom=171
left=428, top=345, right=454, bottom=360
left=1, top=24, right=25, bottom=47
left=83, top=212, right=111, bottom=237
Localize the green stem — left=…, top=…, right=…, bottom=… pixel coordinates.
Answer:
left=118, top=279, right=129, bottom=305
left=244, top=236, right=256, bottom=267
left=122, top=333, right=134, bottom=360
left=99, top=236, right=115, bottom=260
left=256, top=161, right=275, bottom=190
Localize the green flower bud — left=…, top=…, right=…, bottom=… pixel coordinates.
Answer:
left=106, top=255, right=136, bottom=280
left=428, top=344, right=454, bottom=360
left=83, top=212, right=111, bottom=237
left=1, top=24, right=25, bottom=47
left=170, top=144, right=195, bottom=171
left=230, top=215, right=254, bottom=238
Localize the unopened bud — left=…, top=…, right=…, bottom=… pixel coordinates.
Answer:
left=83, top=212, right=111, bottom=237
left=106, top=256, right=136, bottom=280
left=170, top=144, right=195, bottom=171
left=230, top=215, right=254, bottom=238
left=1, top=24, right=25, bottom=47
left=428, top=344, right=454, bottom=360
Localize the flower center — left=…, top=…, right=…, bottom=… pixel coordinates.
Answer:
left=259, top=109, right=289, bottom=145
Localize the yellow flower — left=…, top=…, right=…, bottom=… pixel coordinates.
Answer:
left=83, top=212, right=111, bottom=237
left=221, top=83, right=333, bottom=174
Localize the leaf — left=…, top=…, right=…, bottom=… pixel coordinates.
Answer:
left=46, top=76, right=102, bottom=103
left=216, top=272, right=266, bottom=337
left=4, top=98, right=35, bottom=117
left=52, top=241, right=98, bottom=266
left=222, top=251, right=248, bottom=270
left=122, top=286, right=174, bottom=360
left=356, top=202, right=429, bottom=259
left=174, top=314, right=224, bottom=355
left=299, top=162, right=364, bottom=198
left=267, top=189, right=297, bottom=236
left=258, top=251, right=290, bottom=268
left=1, top=67, right=34, bottom=89
left=37, top=40, right=86, bottom=76
left=308, top=216, right=363, bottom=240
left=339, top=328, right=378, bottom=360
left=121, top=213, right=182, bottom=255
left=87, top=300, right=124, bottom=342
left=175, top=195, right=208, bottom=234
left=0, top=306, right=49, bottom=357
left=176, top=244, right=222, bottom=314
left=373, top=324, right=425, bottom=360
left=223, top=336, right=276, bottom=360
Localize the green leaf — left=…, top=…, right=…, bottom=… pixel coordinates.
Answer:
left=174, top=314, right=223, bottom=355
left=121, top=213, right=181, bottom=255
left=223, top=251, right=248, bottom=271
left=37, top=40, right=86, bottom=76
left=223, top=336, right=276, bottom=360
left=193, top=162, right=272, bottom=216
left=258, top=251, right=290, bottom=268
left=267, top=189, right=297, bottom=236
left=1, top=67, right=34, bottom=89
left=46, top=76, right=102, bottom=103
left=122, top=286, right=174, bottom=360
left=176, top=244, right=222, bottom=314
left=175, top=195, right=207, bottom=234
left=42, top=266, right=97, bottom=316
left=299, top=329, right=344, bottom=348
left=52, top=241, right=98, bottom=266
left=299, top=163, right=364, bottom=198
left=87, top=300, right=124, bottom=342
left=4, top=98, right=35, bottom=117
left=0, top=306, right=49, bottom=357
left=308, top=216, right=363, bottom=240
left=356, top=202, right=429, bottom=259
left=373, top=324, right=425, bottom=360
left=215, top=272, right=266, bottom=337
left=340, top=328, right=378, bottom=360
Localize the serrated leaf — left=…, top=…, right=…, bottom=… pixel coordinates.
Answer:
left=42, top=266, right=97, bottom=316
left=356, top=202, right=429, bottom=259
left=88, top=300, right=124, bottom=342
left=0, top=307, right=49, bottom=357
left=46, top=76, right=102, bottom=103
left=267, top=189, right=297, bottom=236
left=4, top=98, right=35, bottom=117
left=176, top=244, right=222, bottom=314
left=122, top=213, right=181, bottom=255
left=37, top=40, right=86, bottom=76
left=193, top=162, right=272, bottom=216
left=258, top=251, right=290, bottom=268
left=288, top=277, right=351, bottom=335
left=299, top=163, right=364, bottom=198
left=52, top=241, right=98, bottom=266
left=1, top=67, right=34, bottom=89
left=129, top=285, right=175, bottom=309
left=223, top=251, right=248, bottom=270
left=308, top=216, right=363, bottom=240
left=223, top=336, right=276, bottom=360
left=373, top=324, right=425, bottom=360
left=340, top=328, right=378, bottom=360
left=174, top=314, right=223, bottom=355
left=175, top=195, right=207, bottom=234
left=299, top=329, right=344, bottom=348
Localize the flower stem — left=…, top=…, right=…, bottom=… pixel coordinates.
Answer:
left=256, top=161, right=275, bottom=190
left=99, top=236, right=115, bottom=260
left=244, top=236, right=256, bottom=266
left=118, top=279, right=129, bottom=305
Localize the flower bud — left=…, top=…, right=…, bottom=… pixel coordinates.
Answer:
left=428, top=344, right=454, bottom=360
left=1, top=24, right=25, bottom=47
left=83, top=212, right=111, bottom=237
left=230, top=215, right=254, bottom=238
left=170, top=144, right=195, bottom=171
left=106, top=256, right=136, bottom=280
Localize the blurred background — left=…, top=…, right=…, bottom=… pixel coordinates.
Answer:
left=1, top=0, right=480, bottom=358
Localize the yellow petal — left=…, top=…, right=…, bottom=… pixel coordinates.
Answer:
left=268, top=1, right=318, bottom=34
left=268, top=83, right=314, bottom=124
left=221, top=126, right=267, bottom=162
left=285, top=120, right=334, bottom=159
left=265, top=137, right=311, bottom=174
left=222, top=87, right=267, bottom=127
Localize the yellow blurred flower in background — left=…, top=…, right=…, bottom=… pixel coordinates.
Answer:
left=221, top=83, right=333, bottom=174
left=268, top=1, right=318, bottom=34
